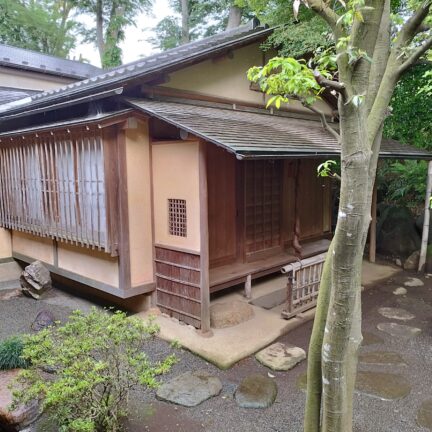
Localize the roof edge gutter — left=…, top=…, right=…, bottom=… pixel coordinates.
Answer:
left=0, top=87, right=124, bottom=123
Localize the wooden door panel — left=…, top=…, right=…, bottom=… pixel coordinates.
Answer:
left=207, top=145, right=237, bottom=267
left=244, top=160, right=282, bottom=258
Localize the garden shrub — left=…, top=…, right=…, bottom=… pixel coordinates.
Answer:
left=12, top=308, right=177, bottom=432
left=0, top=336, right=28, bottom=370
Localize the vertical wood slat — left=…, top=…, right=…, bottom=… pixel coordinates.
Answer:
left=0, top=129, right=110, bottom=253
left=155, top=246, right=202, bottom=329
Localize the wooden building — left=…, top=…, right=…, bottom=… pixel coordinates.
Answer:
left=0, top=22, right=429, bottom=331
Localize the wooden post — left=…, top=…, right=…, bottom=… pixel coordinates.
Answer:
left=293, top=160, right=302, bottom=258
left=199, top=141, right=211, bottom=335
left=244, top=274, right=252, bottom=299
left=418, top=161, right=432, bottom=272
left=369, top=181, right=377, bottom=263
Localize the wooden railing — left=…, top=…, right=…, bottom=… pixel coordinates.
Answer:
left=281, top=253, right=326, bottom=319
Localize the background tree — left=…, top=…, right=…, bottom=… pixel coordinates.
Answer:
left=77, top=0, right=153, bottom=67
left=246, top=1, right=432, bottom=431
left=0, top=0, right=78, bottom=57
left=149, top=0, right=251, bottom=50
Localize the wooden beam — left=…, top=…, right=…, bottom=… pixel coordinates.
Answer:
left=199, top=141, right=211, bottom=335
left=116, top=128, right=132, bottom=290
left=369, top=181, right=377, bottom=263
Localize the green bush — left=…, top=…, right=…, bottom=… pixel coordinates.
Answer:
left=12, top=308, right=177, bottom=432
left=0, top=336, right=28, bottom=370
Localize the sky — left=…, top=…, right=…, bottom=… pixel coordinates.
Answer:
left=70, top=0, right=173, bottom=67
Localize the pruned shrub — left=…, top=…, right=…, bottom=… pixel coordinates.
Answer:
left=12, top=308, right=177, bottom=432
left=0, top=336, right=28, bottom=370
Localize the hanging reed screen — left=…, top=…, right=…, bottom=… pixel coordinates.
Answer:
left=0, top=131, right=112, bottom=253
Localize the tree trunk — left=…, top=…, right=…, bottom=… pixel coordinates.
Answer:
left=321, top=101, right=370, bottom=432
left=304, top=244, right=333, bottom=432
left=96, top=0, right=105, bottom=60
left=180, top=0, right=190, bottom=44
left=226, top=6, right=242, bottom=29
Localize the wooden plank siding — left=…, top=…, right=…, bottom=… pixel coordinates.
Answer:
left=155, top=246, right=202, bottom=328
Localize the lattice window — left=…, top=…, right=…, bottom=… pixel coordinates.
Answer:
left=0, top=131, right=112, bottom=253
left=168, top=199, right=187, bottom=237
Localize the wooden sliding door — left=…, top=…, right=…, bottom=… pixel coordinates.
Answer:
left=244, top=160, right=283, bottom=260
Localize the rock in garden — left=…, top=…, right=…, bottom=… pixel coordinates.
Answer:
left=255, top=342, right=306, bottom=371
left=20, top=261, right=51, bottom=299
left=393, top=287, right=407, bottom=296
left=377, top=206, right=421, bottom=257
left=378, top=307, right=415, bottom=321
left=404, top=250, right=420, bottom=271
left=0, top=369, right=39, bottom=430
left=31, top=310, right=55, bottom=331
left=235, top=374, right=277, bottom=409
left=377, top=322, right=421, bottom=338
left=210, top=301, right=254, bottom=329
left=404, top=277, right=424, bottom=287
left=156, top=371, right=222, bottom=407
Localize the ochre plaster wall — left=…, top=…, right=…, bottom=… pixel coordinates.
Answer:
left=12, top=231, right=54, bottom=264
left=163, top=43, right=333, bottom=116
left=57, top=243, right=119, bottom=287
left=0, top=228, right=12, bottom=259
left=0, top=68, right=73, bottom=92
left=125, top=119, right=154, bottom=286
left=152, top=140, right=201, bottom=252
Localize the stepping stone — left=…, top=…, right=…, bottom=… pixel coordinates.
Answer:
left=378, top=307, right=415, bottom=321
left=361, top=331, right=384, bottom=346
left=298, top=371, right=411, bottom=400
left=417, top=400, right=432, bottom=430
left=156, top=371, right=222, bottom=407
left=255, top=342, right=306, bottom=371
left=359, top=351, right=406, bottom=366
left=210, top=300, right=254, bottom=329
left=404, top=277, right=424, bottom=287
left=235, top=374, right=277, bottom=408
left=31, top=310, right=56, bottom=332
left=356, top=371, right=411, bottom=400
left=377, top=322, right=421, bottom=338
left=393, top=287, right=407, bottom=296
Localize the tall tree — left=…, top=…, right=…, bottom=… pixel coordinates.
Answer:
left=247, top=1, right=432, bottom=431
left=149, top=0, right=250, bottom=51
left=77, top=0, right=152, bottom=67
left=0, top=0, right=78, bottom=57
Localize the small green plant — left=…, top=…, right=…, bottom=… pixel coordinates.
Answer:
left=12, top=308, right=177, bottom=432
left=0, top=336, right=29, bottom=370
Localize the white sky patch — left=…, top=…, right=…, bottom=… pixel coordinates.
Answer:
left=70, top=0, right=173, bottom=67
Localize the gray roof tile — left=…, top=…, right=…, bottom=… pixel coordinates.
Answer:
left=0, top=44, right=101, bottom=79
left=128, top=98, right=432, bottom=160
left=0, top=22, right=272, bottom=117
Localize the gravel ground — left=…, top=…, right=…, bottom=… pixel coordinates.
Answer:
left=1, top=269, right=431, bottom=432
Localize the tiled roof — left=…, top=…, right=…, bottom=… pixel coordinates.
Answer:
left=128, top=98, right=432, bottom=160
left=0, top=87, right=40, bottom=105
left=0, top=44, right=101, bottom=79
left=0, top=22, right=272, bottom=117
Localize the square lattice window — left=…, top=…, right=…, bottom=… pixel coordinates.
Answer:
left=168, top=199, right=187, bottom=237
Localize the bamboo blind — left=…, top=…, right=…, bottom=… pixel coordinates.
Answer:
left=0, top=131, right=112, bottom=253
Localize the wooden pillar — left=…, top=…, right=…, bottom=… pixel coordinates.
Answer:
left=418, top=161, right=432, bottom=272
left=369, top=181, right=377, bottom=263
left=293, top=160, right=302, bottom=258
left=199, top=141, right=211, bottom=334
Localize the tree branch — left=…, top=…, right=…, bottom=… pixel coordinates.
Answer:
left=313, top=70, right=346, bottom=95
left=394, top=2, right=432, bottom=49
left=398, top=35, right=432, bottom=74
left=305, top=0, right=344, bottom=38
left=303, top=103, right=341, bottom=143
